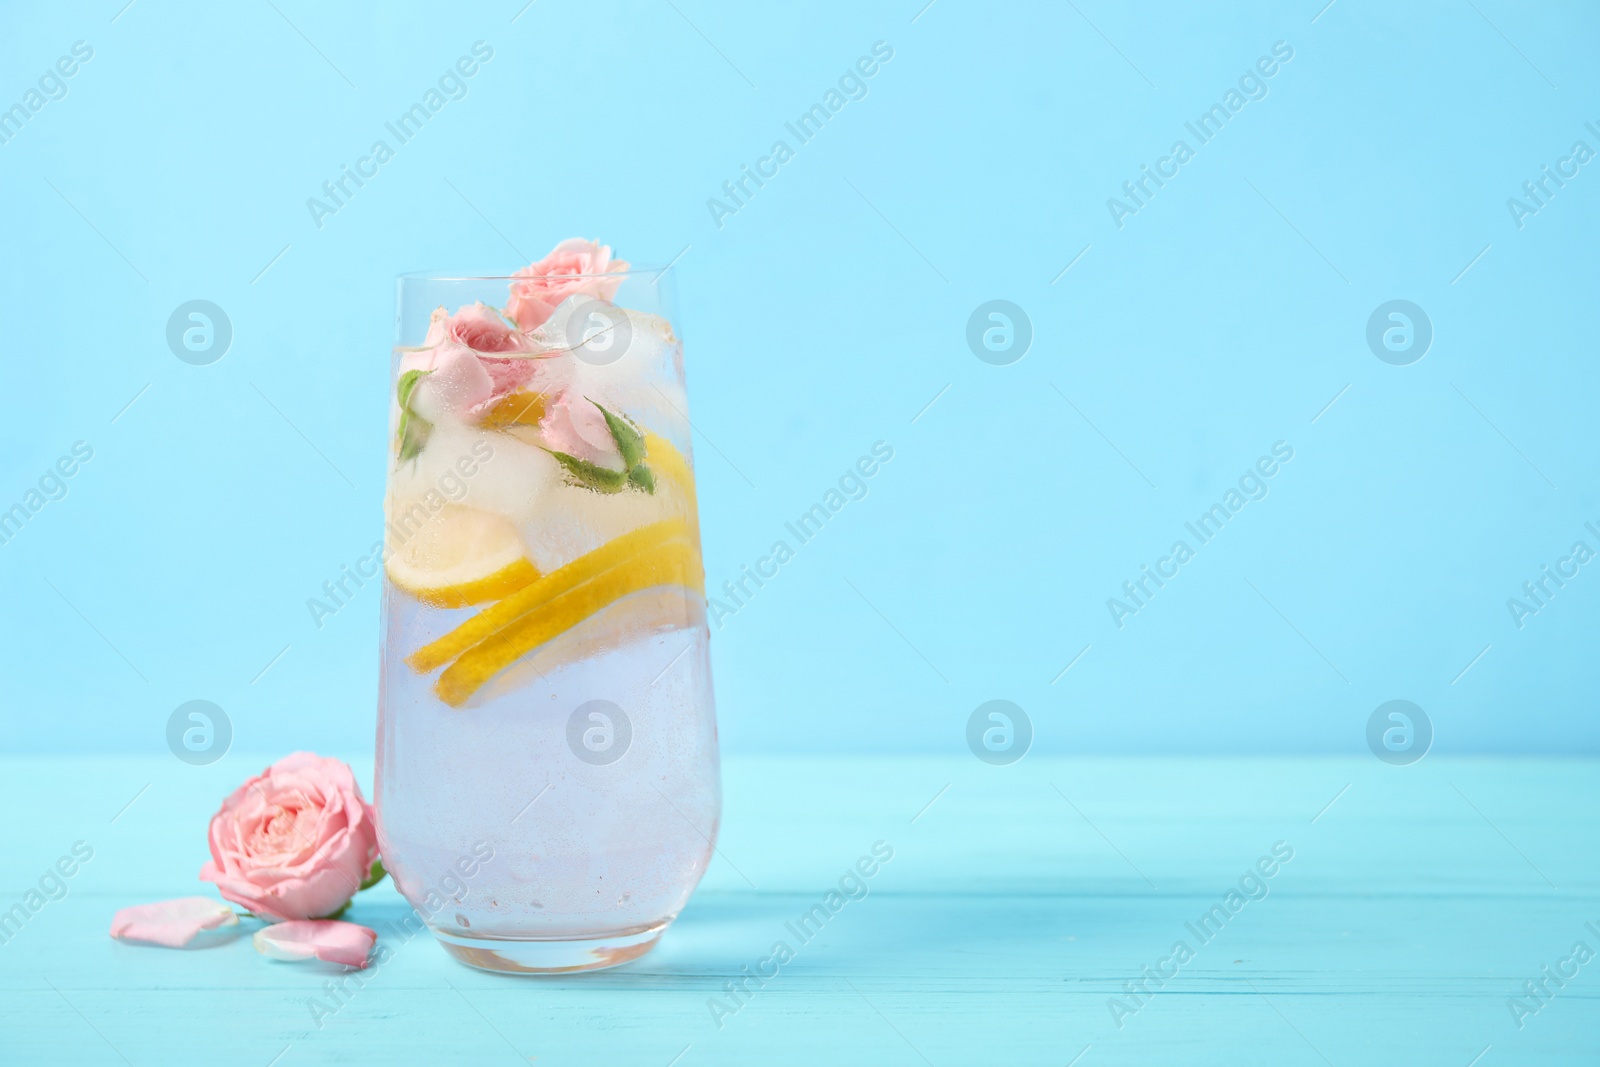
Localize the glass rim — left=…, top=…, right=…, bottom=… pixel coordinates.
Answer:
left=398, top=267, right=667, bottom=282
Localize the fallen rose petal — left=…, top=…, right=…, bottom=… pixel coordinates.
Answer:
left=110, top=898, right=237, bottom=948
left=253, top=920, right=377, bottom=968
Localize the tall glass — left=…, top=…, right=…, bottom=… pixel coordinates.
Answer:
left=375, top=265, right=720, bottom=973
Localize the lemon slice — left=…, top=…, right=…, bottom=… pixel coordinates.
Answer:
left=433, top=537, right=703, bottom=707
left=385, top=503, right=539, bottom=608
left=479, top=390, right=548, bottom=429
left=643, top=431, right=696, bottom=512
left=407, top=518, right=689, bottom=673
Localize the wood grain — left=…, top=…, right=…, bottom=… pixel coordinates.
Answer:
left=1, top=754, right=1595, bottom=1065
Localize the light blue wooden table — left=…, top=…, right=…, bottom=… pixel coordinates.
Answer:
left=2, top=754, right=1595, bottom=1065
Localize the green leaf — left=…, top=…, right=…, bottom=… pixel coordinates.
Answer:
left=398, top=413, right=432, bottom=462
left=315, top=900, right=351, bottom=921
left=359, top=858, right=387, bottom=891
left=590, top=400, right=646, bottom=470
left=547, top=450, right=629, bottom=493
left=542, top=401, right=656, bottom=495
left=396, top=369, right=434, bottom=463
left=397, top=368, right=428, bottom=409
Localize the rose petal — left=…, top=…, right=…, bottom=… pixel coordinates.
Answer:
left=476, top=357, right=538, bottom=407
left=418, top=345, right=493, bottom=418
left=110, top=898, right=237, bottom=948
left=453, top=303, right=529, bottom=354
left=253, top=920, right=377, bottom=968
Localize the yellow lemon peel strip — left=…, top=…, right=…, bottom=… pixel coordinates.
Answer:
left=434, top=537, right=704, bottom=707
left=406, top=518, right=689, bottom=674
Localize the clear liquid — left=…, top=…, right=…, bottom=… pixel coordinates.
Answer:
left=376, top=588, right=720, bottom=941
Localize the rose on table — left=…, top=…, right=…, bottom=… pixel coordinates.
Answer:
left=110, top=752, right=385, bottom=969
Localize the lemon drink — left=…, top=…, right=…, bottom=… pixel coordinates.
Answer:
left=374, top=259, right=721, bottom=974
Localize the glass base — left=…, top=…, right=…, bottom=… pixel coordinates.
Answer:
left=431, top=922, right=668, bottom=974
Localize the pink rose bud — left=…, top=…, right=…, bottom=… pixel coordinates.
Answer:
left=506, top=238, right=629, bottom=330
left=422, top=302, right=531, bottom=355
left=539, top=389, right=624, bottom=468
left=198, top=753, right=379, bottom=922
left=414, top=304, right=541, bottom=419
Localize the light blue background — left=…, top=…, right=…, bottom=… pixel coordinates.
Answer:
left=2, top=0, right=1596, bottom=756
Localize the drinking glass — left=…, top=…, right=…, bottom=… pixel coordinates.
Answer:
left=375, top=267, right=720, bottom=973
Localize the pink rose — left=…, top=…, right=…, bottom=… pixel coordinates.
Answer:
left=540, top=389, right=623, bottom=468
left=414, top=305, right=541, bottom=420
left=422, top=302, right=529, bottom=355
left=199, top=753, right=379, bottom=922
left=418, top=347, right=540, bottom=420
left=506, top=238, right=630, bottom=330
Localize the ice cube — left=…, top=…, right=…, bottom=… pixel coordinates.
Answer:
left=524, top=298, right=688, bottom=437
left=532, top=298, right=677, bottom=379
left=519, top=468, right=694, bottom=572
left=389, top=421, right=561, bottom=529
